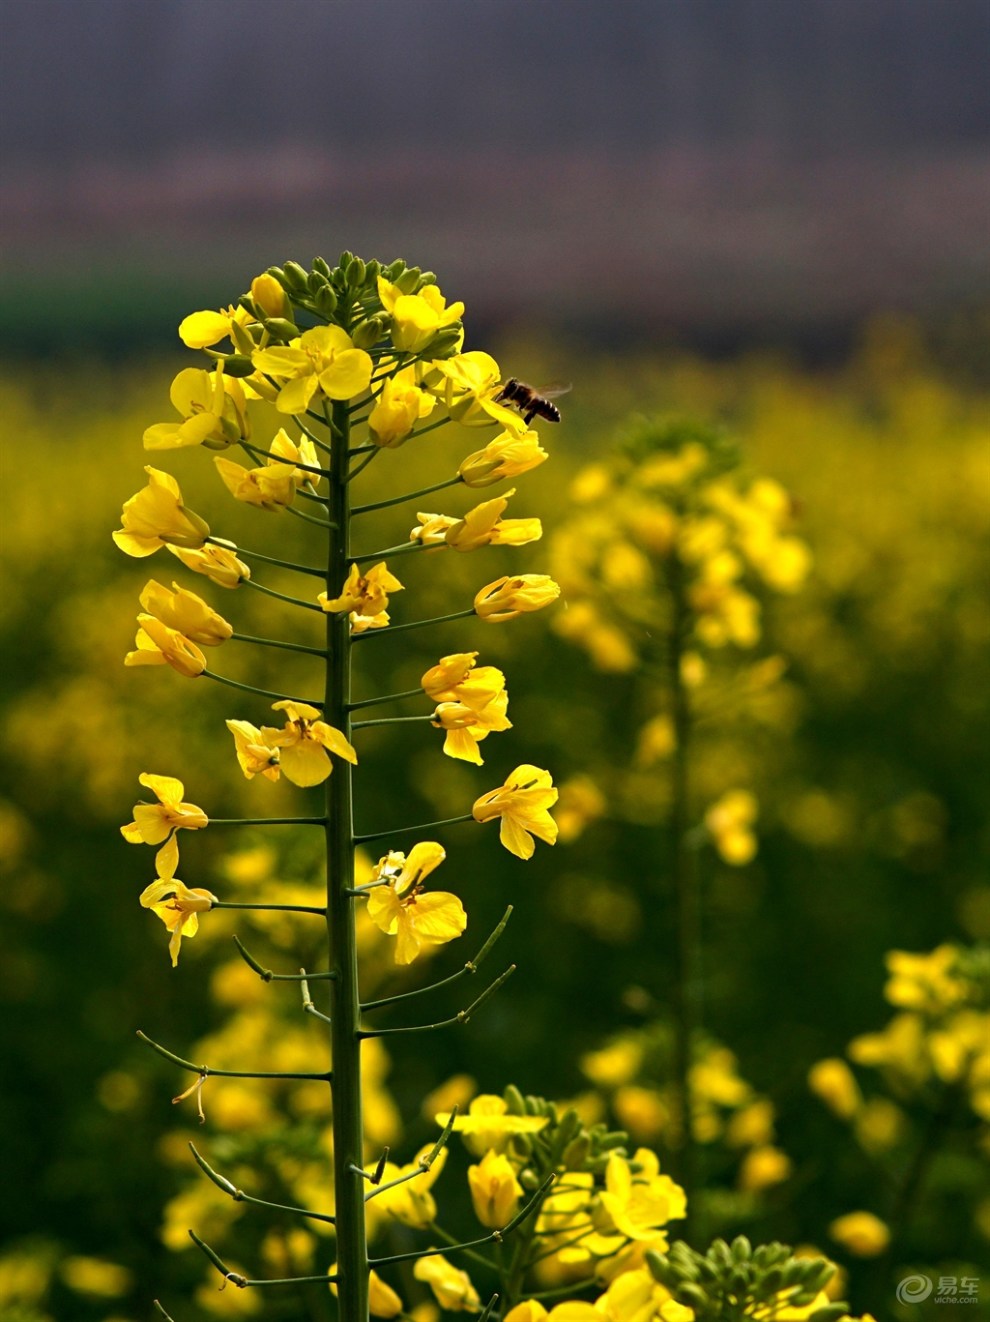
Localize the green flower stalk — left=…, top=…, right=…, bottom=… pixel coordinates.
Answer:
left=114, top=254, right=564, bottom=1318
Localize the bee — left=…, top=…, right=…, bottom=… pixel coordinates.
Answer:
left=494, top=379, right=570, bottom=425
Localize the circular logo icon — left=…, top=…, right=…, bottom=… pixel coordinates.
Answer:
left=896, top=1274, right=934, bottom=1304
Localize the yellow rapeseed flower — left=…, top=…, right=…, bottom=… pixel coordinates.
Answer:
left=365, top=842, right=466, bottom=964
left=143, top=366, right=249, bottom=451
left=319, top=562, right=404, bottom=621
left=445, top=490, right=543, bottom=552
left=474, top=574, right=561, bottom=623
left=139, top=837, right=217, bottom=967
left=253, top=325, right=373, bottom=413
left=124, top=614, right=207, bottom=677
left=167, top=541, right=250, bottom=588
left=473, top=764, right=558, bottom=859
left=369, top=366, right=435, bottom=447
left=808, top=1059, right=862, bottom=1119
left=226, top=719, right=281, bottom=781
left=138, top=580, right=233, bottom=646
left=260, top=700, right=356, bottom=788
left=412, top=1254, right=480, bottom=1312
left=828, top=1211, right=890, bottom=1257
left=705, top=790, right=759, bottom=865
left=113, top=466, right=210, bottom=558
left=597, top=1149, right=687, bottom=1241
left=121, top=773, right=208, bottom=845
left=214, top=457, right=300, bottom=510
left=370, top=1144, right=450, bottom=1229
left=467, top=1149, right=522, bottom=1228
left=436, top=1094, right=549, bottom=1157
left=459, top=431, right=549, bottom=487
left=378, top=276, right=464, bottom=353
left=432, top=692, right=511, bottom=765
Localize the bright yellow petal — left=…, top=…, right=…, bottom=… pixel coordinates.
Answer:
left=278, top=741, right=331, bottom=787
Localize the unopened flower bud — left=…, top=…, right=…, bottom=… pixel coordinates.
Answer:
left=346, top=257, right=367, bottom=287
left=221, top=355, right=256, bottom=378
left=230, top=319, right=257, bottom=357
left=264, top=317, right=300, bottom=342
left=428, top=326, right=463, bottom=358
left=307, top=268, right=328, bottom=294
left=281, top=261, right=309, bottom=292
left=395, top=266, right=421, bottom=293
left=312, top=256, right=332, bottom=278
left=675, top=1284, right=711, bottom=1310
left=562, top=1135, right=591, bottom=1169
left=503, top=1084, right=526, bottom=1115
left=315, top=286, right=339, bottom=317
left=363, top=259, right=381, bottom=284
left=419, top=270, right=437, bottom=286
left=352, top=317, right=385, bottom=349
left=250, top=272, right=287, bottom=318
left=384, top=258, right=406, bottom=280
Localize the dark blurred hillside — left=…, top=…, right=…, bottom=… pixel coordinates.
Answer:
left=2, top=0, right=989, bottom=348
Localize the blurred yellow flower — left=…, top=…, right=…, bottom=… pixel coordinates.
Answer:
left=371, top=1145, right=449, bottom=1229
left=468, top=1149, right=523, bottom=1228
left=704, top=790, right=758, bottom=865
left=827, top=1211, right=890, bottom=1257
left=412, top=1254, right=480, bottom=1312
left=60, top=1255, right=133, bottom=1298
left=473, top=764, right=558, bottom=859
left=121, top=772, right=207, bottom=845
left=808, top=1059, right=862, bottom=1119
left=737, top=1144, right=792, bottom=1191
left=598, top=1149, right=686, bottom=1240
left=437, top=1094, right=549, bottom=1157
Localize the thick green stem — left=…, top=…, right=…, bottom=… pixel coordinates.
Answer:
left=668, top=559, right=700, bottom=1237
left=325, top=398, right=370, bottom=1321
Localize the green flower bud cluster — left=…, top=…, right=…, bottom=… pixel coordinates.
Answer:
left=646, top=1237, right=847, bottom=1321
left=255, top=253, right=463, bottom=359
left=500, top=1084, right=634, bottom=1180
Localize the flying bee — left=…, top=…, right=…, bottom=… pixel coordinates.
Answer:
left=494, top=379, right=570, bottom=425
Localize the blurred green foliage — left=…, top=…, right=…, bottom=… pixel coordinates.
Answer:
left=1, top=317, right=987, bottom=1319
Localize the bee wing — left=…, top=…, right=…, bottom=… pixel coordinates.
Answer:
left=536, top=382, right=572, bottom=400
